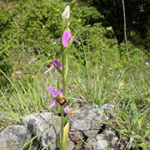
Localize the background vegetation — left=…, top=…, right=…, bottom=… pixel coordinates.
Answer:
left=0, top=0, right=150, bottom=149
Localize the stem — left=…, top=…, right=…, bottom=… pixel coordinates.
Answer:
left=60, top=15, right=69, bottom=150
left=61, top=52, right=67, bottom=150
left=60, top=32, right=66, bottom=150
left=65, top=53, right=69, bottom=87
left=122, top=0, right=142, bottom=100
left=61, top=105, right=64, bottom=150
left=62, top=53, right=66, bottom=95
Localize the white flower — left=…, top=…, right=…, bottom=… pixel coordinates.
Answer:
left=62, top=5, right=70, bottom=19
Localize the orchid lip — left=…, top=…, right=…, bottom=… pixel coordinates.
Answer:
left=48, top=87, right=64, bottom=109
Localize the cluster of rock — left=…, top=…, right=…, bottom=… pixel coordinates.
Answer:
left=0, top=104, right=119, bottom=150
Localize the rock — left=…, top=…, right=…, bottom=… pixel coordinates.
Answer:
left=0, top=125, right=31, bottom=150
left=102, top=104, right=115, bottom=118
left=102, top=104, right=115, bottom=113
left=0, top=104, right=116, bottom=150
left=20, top=112, right=61, bottom=150
left=68, top=140, right=75, bottom=150
left=85, top=126, right=119, bottom=150
left=69, top=104, right=114, bottom=139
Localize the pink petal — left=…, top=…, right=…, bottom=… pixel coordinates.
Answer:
left=73, top=38, right=80, bottom=45
left=61, top=5, right=70, bottom=20
left=70, top=34, right=80, bottom=45
left=48, top=87, right=58, bottom=96
left=49, top=97, right=56, bottom=109
left=62, top=31, right=72, bottom=47
left=53, top=38, right=60, bottom=45
left=71, top=116, right=78, bottom=122
left=53, top=60, right=62, bottom=71
left=44, top=64, right=54, bottom=74
left=64, top=106, right=70, bottom=114
left=59, top=89, right=63, bottom=95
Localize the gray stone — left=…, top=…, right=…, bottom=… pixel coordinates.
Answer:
left=102, top=104, right=115, bottom=117
left=85, top=126, right=119, bottom=150
left=0, top=104, right=116, bottom=150
left=68, top=139, right=75, bottom=150
left=0, top=125, right=31, bottom=150
left=21, top=112, right=61, bottom=150
left=102, top=104, right=115, bottom=112
left=69, top=105, right=105, bottom=138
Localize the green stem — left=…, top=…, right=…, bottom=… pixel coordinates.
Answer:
left=60, top=38, right=66, bottom=150
left=62, top=53, right=66, bottom=95
left=60, top=16, right=69, bottom=150
left=60, top=105, right=64, bottom=150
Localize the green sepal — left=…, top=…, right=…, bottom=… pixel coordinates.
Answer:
left=61, top=13, right=67, bottom=35
left=64, top=113, right=71, bottom=124
left=60, top=13, right=67, bottom=53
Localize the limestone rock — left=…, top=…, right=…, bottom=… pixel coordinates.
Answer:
left=0, top=125, right=31, bottom=150
left=69, top=104, right=114, bottom=139
left=20, top=112, right=61, bottom=150
left=85, top=126, right=119, bottom=150
left=0, top=104, right=115, bottom=150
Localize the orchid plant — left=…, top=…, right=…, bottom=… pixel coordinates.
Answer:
left=46, top=5, right=80, bottom=150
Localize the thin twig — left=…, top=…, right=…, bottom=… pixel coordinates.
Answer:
left=28, top=57, right=39, bottom=65
left=126, top=137, right=134, bottom=150
left=0, top=1, right=6, bottom=8
left=122, top=0, right=143, bottom=100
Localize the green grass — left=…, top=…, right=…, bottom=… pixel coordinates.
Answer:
left=0, top=0, right=150, bottom=149
left=0, top=49, right=150, bottom=149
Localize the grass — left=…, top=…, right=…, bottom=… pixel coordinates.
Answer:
left=0, top=49, right=150, bottom=149
left=0, top=0, right=150, bottom=149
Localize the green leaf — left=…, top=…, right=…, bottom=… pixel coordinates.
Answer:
left=145, top=129, right=150, bottom=137
left=63, top=122, right=69, bottom=146
left=130, top=134, right=142, bottom=139
left=51, top=115, right=59, bottom=134
left=64, top=140, right=70, bottom=150
left=137, top=114, right=146, bottom=130
left=64, top=113, right=71, bottom=124
left=120, top=129, right=130, bottom=134
left=119, top=112, right=128, bottom=121
left=138, top=142, right=150, bottom=150
left=57, top=137, right=61, bottom=149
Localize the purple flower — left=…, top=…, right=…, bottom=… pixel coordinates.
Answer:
left=44, top=60, right=62, bottom=74
left=62, top=5, right=70, bottom=20
left=64, top=106, right=78, bottom=121
left=48, top=87, right=66, bottom=108
left=53, top=31, right=80, bottom=47
left=62, top=31, right=72, bottom=47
